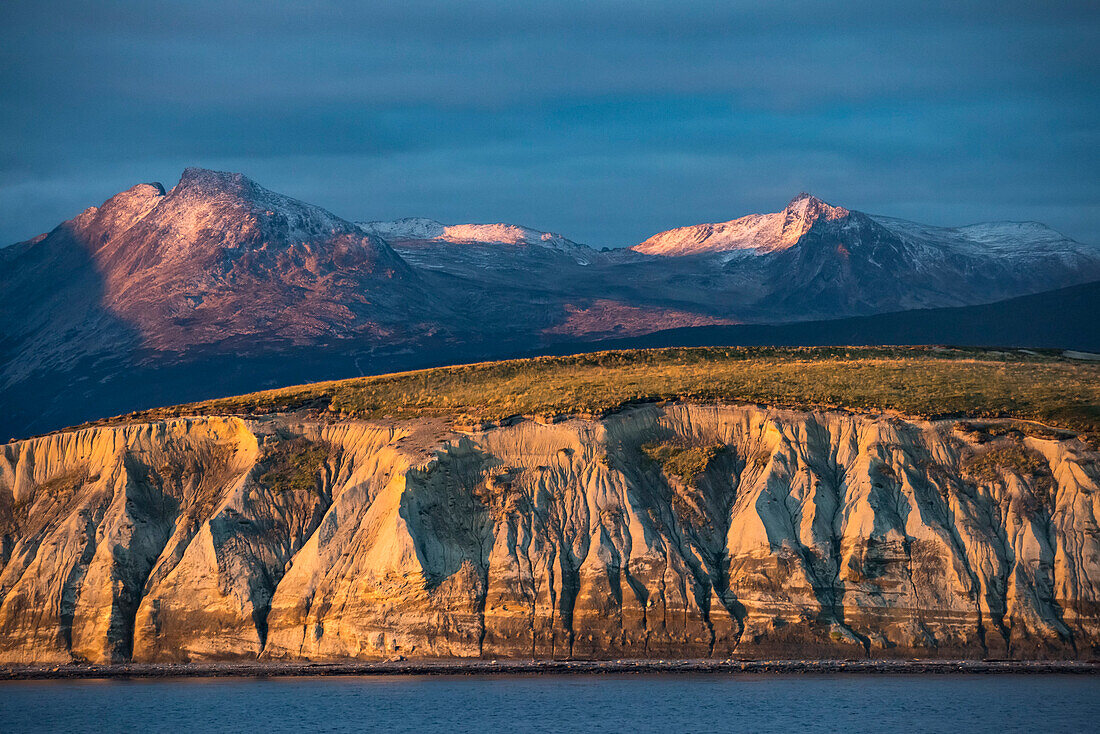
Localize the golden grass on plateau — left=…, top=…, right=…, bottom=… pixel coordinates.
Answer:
left=83, top=347, right=1100, bottom=439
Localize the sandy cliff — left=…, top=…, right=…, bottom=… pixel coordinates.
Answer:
left=1, top=405, right=1097, bottom=663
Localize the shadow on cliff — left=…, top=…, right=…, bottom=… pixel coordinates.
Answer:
left=603, top=416, right=750, bottom=651
left=398, top=439, right=498, bottom=591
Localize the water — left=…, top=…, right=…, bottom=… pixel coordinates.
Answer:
left=1, top=674, right=1097, bottom=733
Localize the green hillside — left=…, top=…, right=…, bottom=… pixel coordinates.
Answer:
left=81, top=347, right=1100, bottom=441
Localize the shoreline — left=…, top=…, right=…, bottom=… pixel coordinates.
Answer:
left=3, top=658, right=1098, bottom=681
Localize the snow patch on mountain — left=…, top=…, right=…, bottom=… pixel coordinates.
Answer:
left=633, top=193, right=850, bottom=256
left=133, top=167, right=368, bottom=263
left=870, top=216, right=1096, bottom=260
left=360, top=218, right=588, bottom=252
left=359, top=217, right=447, bottom=241
left=441, top=223, right=569, bottom=247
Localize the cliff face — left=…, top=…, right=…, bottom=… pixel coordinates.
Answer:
left=1, top=405, right=1097, bottom=664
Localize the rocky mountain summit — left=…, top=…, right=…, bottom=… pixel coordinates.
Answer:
left=3, top=169, right=1099, bottom=439
left=0, top=169, right=457, bottom=437
left=1, top=404, right=1097, bottom=663
left=1, top=168, right=430, bottom=379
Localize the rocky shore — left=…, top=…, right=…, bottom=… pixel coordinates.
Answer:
left=3, top=658, right=1098, bottom=681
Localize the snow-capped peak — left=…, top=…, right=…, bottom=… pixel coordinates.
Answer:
left=163, top=167, right=363, bottom=248
left=632, top=193, right=850, bottom=257
left=783, top=192, right=849, bottom=226
left=439, top=223, right=569, bottom=247
left=359, top=218, right=583, bottom=251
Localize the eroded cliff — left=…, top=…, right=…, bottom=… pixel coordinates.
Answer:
left=1, top=404, right=1097, bottom=663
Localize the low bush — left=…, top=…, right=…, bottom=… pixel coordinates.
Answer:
left=642, top=442, right=726, bottom=485
left=258, top=437, right=329, bottom=494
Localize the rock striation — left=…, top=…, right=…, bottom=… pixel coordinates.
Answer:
left=2, top=404, right=1097, bottom=663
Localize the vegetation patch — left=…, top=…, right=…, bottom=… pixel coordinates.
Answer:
left=258, top=436, right=330, bottom=494
left=81, top=347, right=1100, bottom=438
left=961, top=445, right=1055, bottom=517
left=875, top=462, right=898, bottom=482
left=954, top=420, right=1072, bottom=443
left=962, top=446, right=1050, bottom=484
left=642, top=441, right=726, bottom=485
left=156, top=442, right=239, bottom=516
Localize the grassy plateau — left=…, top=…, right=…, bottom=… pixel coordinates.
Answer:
left=80, top=347, right=1100, bottom=440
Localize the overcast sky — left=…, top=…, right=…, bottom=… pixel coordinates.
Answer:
left=1, top=1, right=1097, bottom=247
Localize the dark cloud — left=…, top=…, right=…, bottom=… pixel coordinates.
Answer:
left=1, top=1, right=1097, bottom=246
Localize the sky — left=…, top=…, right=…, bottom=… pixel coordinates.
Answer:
left=1, top=1, right=1097, bottom=248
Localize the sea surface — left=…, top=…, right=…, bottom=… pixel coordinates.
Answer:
left=1, top=673, right=1097, bottom=733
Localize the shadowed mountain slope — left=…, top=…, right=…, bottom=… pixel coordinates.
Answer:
left=573, top=280, right=1100, bottom=354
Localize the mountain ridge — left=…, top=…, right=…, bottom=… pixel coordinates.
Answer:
left=3, top=167, right=1099, bottom=440
left=633, top=192, right=853, bottom=256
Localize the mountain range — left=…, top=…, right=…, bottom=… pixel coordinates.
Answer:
left=2, top=168, right=1098, bottom=439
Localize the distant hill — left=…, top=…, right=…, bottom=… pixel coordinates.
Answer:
left=571, top=279, right=1100, bottom=354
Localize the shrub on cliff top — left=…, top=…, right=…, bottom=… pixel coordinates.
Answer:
left=642, top=442, right=726, bottom=485
left=259, top=437, right=329, bottom=494
left=961, top=446, right=1050, bottom=484
left=961, top=445, right=1055, bottom=517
